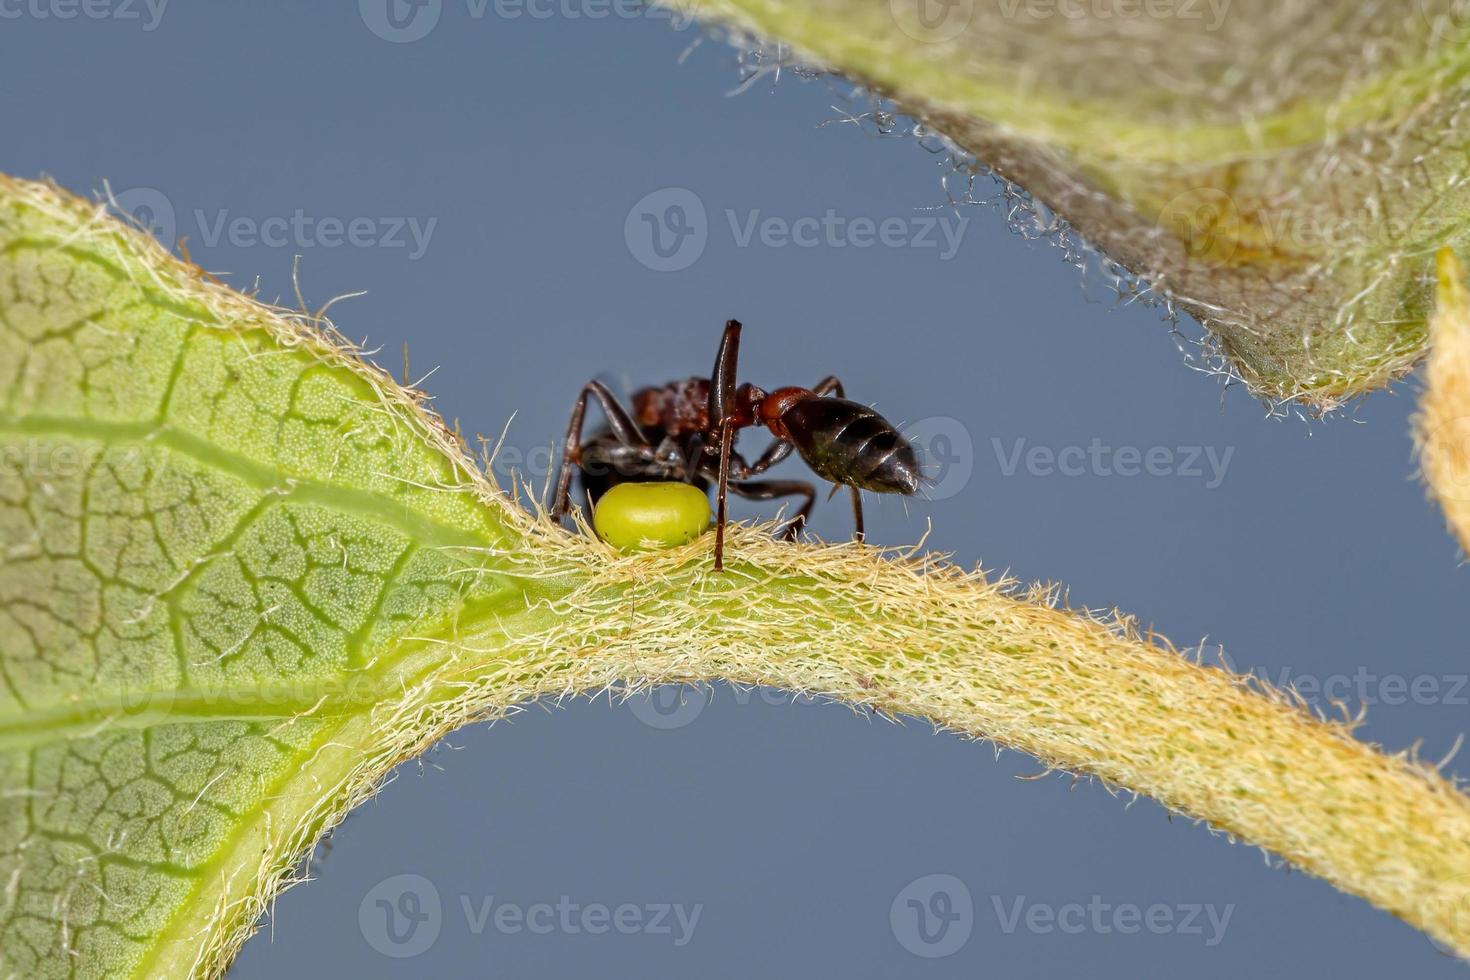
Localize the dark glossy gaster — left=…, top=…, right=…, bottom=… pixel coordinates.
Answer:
left=550, top=320, right=921, bottom=570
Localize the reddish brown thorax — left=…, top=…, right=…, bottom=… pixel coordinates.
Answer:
left=727, top=383, right=767, bottom=428
left=633, top=378, right=799, bottom=437
left=758, top=386, right=812, bottom=440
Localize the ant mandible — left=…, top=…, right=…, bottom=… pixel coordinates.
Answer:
left=550, top=320, right=921, bottom=570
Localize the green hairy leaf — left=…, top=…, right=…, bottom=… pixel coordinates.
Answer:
left=0, top=176, right=552, bottom=976
left=5, top=175, right=1470, bottom=978
left=676, top=0, right=1470, bottom=407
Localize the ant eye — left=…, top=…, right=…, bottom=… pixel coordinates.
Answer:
left=593, top=482, right=711, bottom=552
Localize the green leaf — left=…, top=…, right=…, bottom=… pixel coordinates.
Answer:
left=674, top=0, right=1470, bottom=407
left=4, top=175, right=1470, bottom=976
left=0, top=176, right=557, bottom=976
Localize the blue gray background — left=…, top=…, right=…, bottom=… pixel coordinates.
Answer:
left=4, top=3, right=1467, bottom=976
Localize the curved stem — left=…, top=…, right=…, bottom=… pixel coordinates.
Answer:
left=473, top=524, right=1470, bottom=959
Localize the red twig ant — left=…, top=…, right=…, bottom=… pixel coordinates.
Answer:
left=550, top=320, right=921, bottom=570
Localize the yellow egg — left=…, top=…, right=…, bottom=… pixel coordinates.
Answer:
left=593, top=482, right=712, bottom=551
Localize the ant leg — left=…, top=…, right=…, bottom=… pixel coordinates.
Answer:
left=810, top=375, right=865, bottom=541
left=732, top=438, right=794, bottom=478
left=550, top=381, right=652, bottom=521
left=706, top=321, right=744, bottom=572
left=812, top=375, right=845, bottom=398
left=706, top=319, right=742, bottom=424
left=732, top=370, right=839, bottom=478
left=681, top=433, right=706, bottom=482
left=729, top=479, right=816, bottom=540
left=713, top=420, right=734, bottom=571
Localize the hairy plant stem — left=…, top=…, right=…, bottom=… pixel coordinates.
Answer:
left=160, top=524, right=1470, bottom=971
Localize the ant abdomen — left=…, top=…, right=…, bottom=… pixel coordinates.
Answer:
left=780, top=397, right=922, bottom=496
